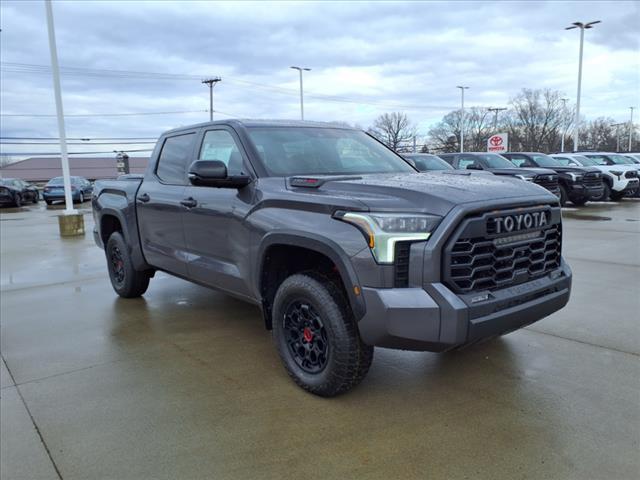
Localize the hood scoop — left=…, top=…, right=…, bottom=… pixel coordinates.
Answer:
left=289, top=175, right=363, bottom=188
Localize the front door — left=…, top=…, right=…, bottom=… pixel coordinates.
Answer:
left=137, top=132, right=196, bottom=276
left=182, top=127, right=255, bottom=299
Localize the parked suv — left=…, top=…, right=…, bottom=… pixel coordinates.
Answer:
left=503, top=152, right=603, bottom=206
left=92, top=120, right=572, bottom=396
left=43, top=176, right=93, bottom=205
left=551, top=153, right=639, bottom=201
left=438, top=152, right=561, bottom=198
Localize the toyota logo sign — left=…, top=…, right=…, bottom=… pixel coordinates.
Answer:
left=487, top=133, right=508, bottom=153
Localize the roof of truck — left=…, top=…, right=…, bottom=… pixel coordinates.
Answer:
left=163, top=119, right=356, bottom=135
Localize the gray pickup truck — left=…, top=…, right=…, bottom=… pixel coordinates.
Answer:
left=92, top=120, right=572, bottom=396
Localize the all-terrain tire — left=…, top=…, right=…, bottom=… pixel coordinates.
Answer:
left=610, top=190, right=625, bottom=201
left=106, top=232, right=150, bottom=298
left=571, top=197, right=588, bottom=206
left=272, top=273, right=374, bottom=397
left=559, top=185, right=568, bottom=207
left=594, top=183, right=611, bottom=202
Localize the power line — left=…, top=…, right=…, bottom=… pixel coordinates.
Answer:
left=0, top=110, right=207, bottom=117
left=1, top=141, right=156, bottom=145
left=0, top=136, right=157, bottom=140
left=0, top=148, right=152, bottom=156
left=1, top=61, right=458, bottom=111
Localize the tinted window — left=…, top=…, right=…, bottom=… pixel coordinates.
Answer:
left=247, top=127, right=414, bottom=176
left=458, top=157, right=477, bottom=169
left=156, top=133, right=196, bottom=184
left=469, top=154, right=514, bottom=168
left=199, top=130, right=245, bottom=175
left=608, top=154, right=634, bottom=165
left=531, top=154, right=561, bottom=167
left=505, top=154, right=528, bottom=167
left=405, top=154, right=452, bottom=171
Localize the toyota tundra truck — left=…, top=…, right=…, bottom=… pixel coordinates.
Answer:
left=92, top=120, right=572, bottom=396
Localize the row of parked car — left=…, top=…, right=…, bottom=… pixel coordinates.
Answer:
left=404, top=151, right=640, bottom=206
left=0, top=175, right=94, bottom=207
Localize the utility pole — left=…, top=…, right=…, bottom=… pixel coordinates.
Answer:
left=456, top=86, right=469, bottom=153
left=290, top=66, right=311, bottom=120
left=565, top=20, right=601, bottom=151
left=611, top=123, right=624, bottom=152
left=202, top=77, right=221, bottom=121
left=487, top=107, right=507, bottom=132
left=560, top=98, right=569, bottom=152
left=629, top=107, right=635, bottom=152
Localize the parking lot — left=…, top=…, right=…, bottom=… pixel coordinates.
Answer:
left=1, top=200, right=639, bottom=479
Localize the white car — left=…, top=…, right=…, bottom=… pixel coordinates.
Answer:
left=552, top=153, right=639, bottom=201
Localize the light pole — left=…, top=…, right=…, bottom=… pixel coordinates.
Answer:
left=565, top=20, right=600, bottom=151
left=291, top=66, right=311, bottom=120
left=487, top=107, right=507, bottom=133
left=456, top=86, right=469, bottom=152
left=560, top=98, right=569, bottom=152
left=611, top=123, right=624, bottom=152
left=202, top=77, right=221, bottom=121
left=629, top=107, right=635, bottom=152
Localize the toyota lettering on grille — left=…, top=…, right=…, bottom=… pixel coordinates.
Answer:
left=490, top=211, right=549, bottom=234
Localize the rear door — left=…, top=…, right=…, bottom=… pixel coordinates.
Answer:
left=182, top=127, right=256, bottom=298
left=137, top=132, right=197, bottom=276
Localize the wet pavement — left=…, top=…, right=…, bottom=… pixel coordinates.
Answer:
left=1, top=200, right=639, bottom=479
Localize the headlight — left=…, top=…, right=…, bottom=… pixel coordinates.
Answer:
left=515, top=175, right=534, bottom=181
left=334, top=212, right=441, bottom=263
left=610, top=170, right=623, bottom=178
left=568, top=173, right=584, bottom=181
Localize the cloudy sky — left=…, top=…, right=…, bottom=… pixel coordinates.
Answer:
left=1, top=0, right=638, bottom=157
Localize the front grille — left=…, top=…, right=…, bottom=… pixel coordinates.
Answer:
left=625, top=170, right=638, bottom=179
left=583, top=172, right=602, bottom=188
left=394, top=242, right=411, bottom=287
left=534, top=175, right=560, bottom=196
left=444, top=209, right=562, bottom=294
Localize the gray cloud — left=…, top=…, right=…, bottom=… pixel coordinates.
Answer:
left=0, top=0, right=638, bottom=157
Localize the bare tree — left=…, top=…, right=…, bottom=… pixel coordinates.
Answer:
left=427, top=107, right=492, bottom=152
left=368, top=112, right=417, bottom=152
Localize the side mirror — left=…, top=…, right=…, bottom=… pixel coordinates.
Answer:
left=188, top=160, right=251, bottom=189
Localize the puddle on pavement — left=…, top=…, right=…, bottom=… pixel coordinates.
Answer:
left=562, top=213, right=612, bottom=221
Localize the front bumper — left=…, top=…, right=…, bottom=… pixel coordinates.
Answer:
left=569, top=183, right=603, bottom=200
left=357, top=261, right=571, bottom=351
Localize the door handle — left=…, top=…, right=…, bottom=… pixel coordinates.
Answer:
left=137, top=193, right=150, bottom=203
left=180, top=197, right=198, bottom=208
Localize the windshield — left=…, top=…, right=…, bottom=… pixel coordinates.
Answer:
left=47, top=177, right=80, bottom=185
left=246, top=127, right=415, bottom=176
left=531, top=154, right=561, bottom=167
left=608, top=154, right=634, bottom=165
left=572, top=155, right=600, bottom=166
left=405, top=154, right=452, bottom=171
left=471, top=153, right=515, bottom=168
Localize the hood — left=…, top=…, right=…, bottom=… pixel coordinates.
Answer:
left=487, top=167, right=556, bottom=177
left=291, top=172, right=557, bottom=217
left=545, top=165, right=600, bottom=174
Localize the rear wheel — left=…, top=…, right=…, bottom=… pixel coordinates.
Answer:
left=32, top=191, right=38, bottom=203
left=45, top=200, right=52, bottom=205
left=79, top=191, right=85, bottom=203
left=272, top=273, right=374, bottom=397
left=106, top=232, right=150, bottom=298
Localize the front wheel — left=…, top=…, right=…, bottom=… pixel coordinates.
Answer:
left=14, top=194, right=22, bottom=208
left=610, top=190, right=625, bottom=201
left=559, top=185, right=568, bottom=207
left=594, top=183, right=611, bottom=202
left=106, top=232, right=150, bottom=298
left=272, top=273, right=374, bottom=397
left=79, top=191, right=84, bottom=203
left=571, top=197, right=588, bottom=206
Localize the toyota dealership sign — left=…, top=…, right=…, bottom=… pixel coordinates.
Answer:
left=487, top=133, right=508, bottom=153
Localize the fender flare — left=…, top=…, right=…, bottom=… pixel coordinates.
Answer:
left=97, top=206, right=150, bottom=271
left=256, top=231, right=366, bottom=322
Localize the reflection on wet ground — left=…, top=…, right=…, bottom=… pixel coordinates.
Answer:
left=1, top=199, right=639, bottom=479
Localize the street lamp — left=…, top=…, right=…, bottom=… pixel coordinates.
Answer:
left=456, top=86, right=469, bottom=152
left=611, top=123, right=624, bottom=152
left=565, top=20, right=601, bottom=151
left=291, top=66, right=311, bottom=120
left=487, top=107, right=507, bottom=133
left=629, top=107, right=635, bottom=152
left=202, top=77, right=222, bottom=121
left=560, top=98, right=570, bottom=152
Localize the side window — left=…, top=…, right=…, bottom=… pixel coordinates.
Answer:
left=458, top=158, right=476, bottom=169
left=156, top=133, right=196, bottom=184
left=508, top=155, right=527, bottom=167
left=554, top=156, right=571, bottom=165
left=199, top=130, right=245, bottom=175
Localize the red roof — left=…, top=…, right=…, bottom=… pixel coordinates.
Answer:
left=0, top=157, right=149, bottom=182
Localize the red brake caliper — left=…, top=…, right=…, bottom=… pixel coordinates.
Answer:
left=303, top=327, right=313, bottom=343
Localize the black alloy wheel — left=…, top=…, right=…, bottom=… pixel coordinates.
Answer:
left=109, top=245, right=126, bottom=287
left=283, top=300, right=329, bottom=374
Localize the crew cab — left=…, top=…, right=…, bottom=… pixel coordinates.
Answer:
left=92, top=120, right=572, bottom=396
left=437, top=152, right=561, bottom=198
left=503, top=152, right=603, bottom=206
left=551, top=153, right=639, bottom=201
